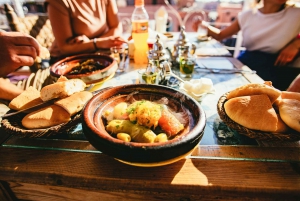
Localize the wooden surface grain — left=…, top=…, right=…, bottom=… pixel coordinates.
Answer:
left=0, top=146, right=299, bottom=200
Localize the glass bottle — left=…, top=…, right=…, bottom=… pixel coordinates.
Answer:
left=131, top=0, right=149, bottom=65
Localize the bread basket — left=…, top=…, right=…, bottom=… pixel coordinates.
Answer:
left=1, top=112, right=81, bottom=138
left=217, top=92, right=300, bottom=141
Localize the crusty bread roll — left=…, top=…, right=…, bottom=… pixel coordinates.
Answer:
left=22, top=105, right=71, bottom=129
left=280, top=91, right=300, bottom=102
left=278, top=99, right=300, bottom=132
left=54, top=91, right=93, bottom=116
left=57, top=76, right=68, bottom=82
left=224, top=95, right=289, bottom=132
left=9, top=86, right=43, bottom=111
left=40, top=79, right=86, bottom=101
left=227, top=83, right=281, bottom=103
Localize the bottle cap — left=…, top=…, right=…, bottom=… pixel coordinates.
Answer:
left=135, top=0, right=144, bottom=6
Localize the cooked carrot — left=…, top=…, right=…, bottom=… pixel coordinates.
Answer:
left=158, top=108, right=184, bottom=136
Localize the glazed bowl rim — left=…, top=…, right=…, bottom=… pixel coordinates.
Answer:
left=82, top=84, right=206, bottom=149
left=50, top=53, right=117, bottom=79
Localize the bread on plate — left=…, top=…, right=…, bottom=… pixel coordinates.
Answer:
left=54, top=91, right=93, bottom=116
left=9, top=86, right=43, bottom=111
left=22, top=105, right=71, bottom=129
left=224, top=94, right=289, bottom=133
left=227, top=83, right=281, bottom=103
left=40, top=78, right=86, bottom=101
left=277, top=99, right=300, bottom=132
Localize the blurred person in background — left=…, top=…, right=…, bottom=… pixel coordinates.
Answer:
left=193, top=0, right=300, bottom=90
left=0, top=31, right=41, bottom=101
left=45, top=0, right=127, bottom=64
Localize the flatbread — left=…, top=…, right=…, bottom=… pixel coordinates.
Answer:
left=278, top=99, right=300, bottom=132
left=224, top=94, right=288, bottom=132
left=227, top=83, right=281, bottom=103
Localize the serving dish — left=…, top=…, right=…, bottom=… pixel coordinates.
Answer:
left=1, top=112, right=81, bottom=138
left=217, top=92, right=300, bottom=141
left=50, top=53, right=117, bottom=85
left=82, top=84, right=206, bottom=165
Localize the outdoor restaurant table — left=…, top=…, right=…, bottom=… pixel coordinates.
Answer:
left=0, top=36, right=299, bottom=200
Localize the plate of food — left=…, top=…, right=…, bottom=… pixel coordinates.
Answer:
left=217, top=82, right=300, bottom=141
left=50, top=53, right=118, bottom=85
left=81, top=84, right=206, bottom=166
left=1, top=76, right=94, bottom=138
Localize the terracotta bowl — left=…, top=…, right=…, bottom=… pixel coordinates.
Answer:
left=50, top=53, right=117, bottom=84
left=82, top=84, right=206, bottom=165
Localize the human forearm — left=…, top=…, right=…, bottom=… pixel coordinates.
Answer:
left=99, top=23, right=123, bottom=38
left=275, top=36, right=300, bottom=66
left=204, top=20, right=240, bottom=41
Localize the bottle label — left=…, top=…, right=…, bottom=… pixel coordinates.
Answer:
left=132, top=21, right=149, bottom=34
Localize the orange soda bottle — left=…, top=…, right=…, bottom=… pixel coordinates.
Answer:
left=131, top=0, right=149, bottom=64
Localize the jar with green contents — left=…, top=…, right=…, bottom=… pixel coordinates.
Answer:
left=179, top=46, right=195, bottom=78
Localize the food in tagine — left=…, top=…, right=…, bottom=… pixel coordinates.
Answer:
left=103, top=97, right=187, bottom=143
left=223, top=82, right=300, bottom=133
left=8, top=76, right=93, bottom=129
left=67, top=59, right=107, bottom=75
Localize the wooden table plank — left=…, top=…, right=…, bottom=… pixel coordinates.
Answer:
left=0, top=147, right=299, bottom=200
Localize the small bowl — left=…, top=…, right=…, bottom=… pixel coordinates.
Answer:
left=50, top=54, right=118, bottom=84
left=82, top=84, right=206, bottom=165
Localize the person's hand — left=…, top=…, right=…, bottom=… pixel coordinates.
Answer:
left=96, top=36, right=128, bottom=49
left=275, top=43, right=299, bottom=66
left=67, top=35, right=90, bottom=44
left=0, top=31, right=41, bottom=77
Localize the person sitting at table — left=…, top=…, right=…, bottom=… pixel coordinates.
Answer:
left=193, top=0, right=300, bottom=90
left=45, top=0, right=127, bottom=64
left=0, top=31, right=41, bottom=101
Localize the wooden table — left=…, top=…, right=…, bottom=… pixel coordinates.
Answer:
left=0, top=38, right=299, bottom=201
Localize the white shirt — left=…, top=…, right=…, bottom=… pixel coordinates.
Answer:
left=238, top=6, right=300, bottom=53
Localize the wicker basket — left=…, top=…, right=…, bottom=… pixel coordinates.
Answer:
left=217, top=92, right=300, bottom=141
left=1, top=112, right=81, bottom=138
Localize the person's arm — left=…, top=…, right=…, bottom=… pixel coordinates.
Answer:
left=100, top=0, right=123, bottom=38
left=94, top=0, right=126, bottom=49
left=193, top=18, right=241, bottom=42
left=47, top=1, right=126, bottom=55
left=275, top=35, right=300, bottom=66
left=203, top=20, right=241, bottom=41
left=47, top=4, right=97, bottom=55
left=0, top=78, right=23, bottom=100
left=0, top=31, right=41, bottom=77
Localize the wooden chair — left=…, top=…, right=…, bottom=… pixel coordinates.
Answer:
left=4, top=3, right=54, bottom=50
left=4, top=4, right=53, bottom=72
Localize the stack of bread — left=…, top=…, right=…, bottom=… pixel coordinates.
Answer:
left=223, top=82, right=300, bottom=133
left=8, top=76, right=93, bottom=129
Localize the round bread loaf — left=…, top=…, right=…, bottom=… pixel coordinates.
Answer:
left=278, top=99, right=300, bottom=132
left=224, top=94, right=289, bottom=132
left=280, top=91, right=300, bottom=102
left=227, top=83, right=281, bottom=103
